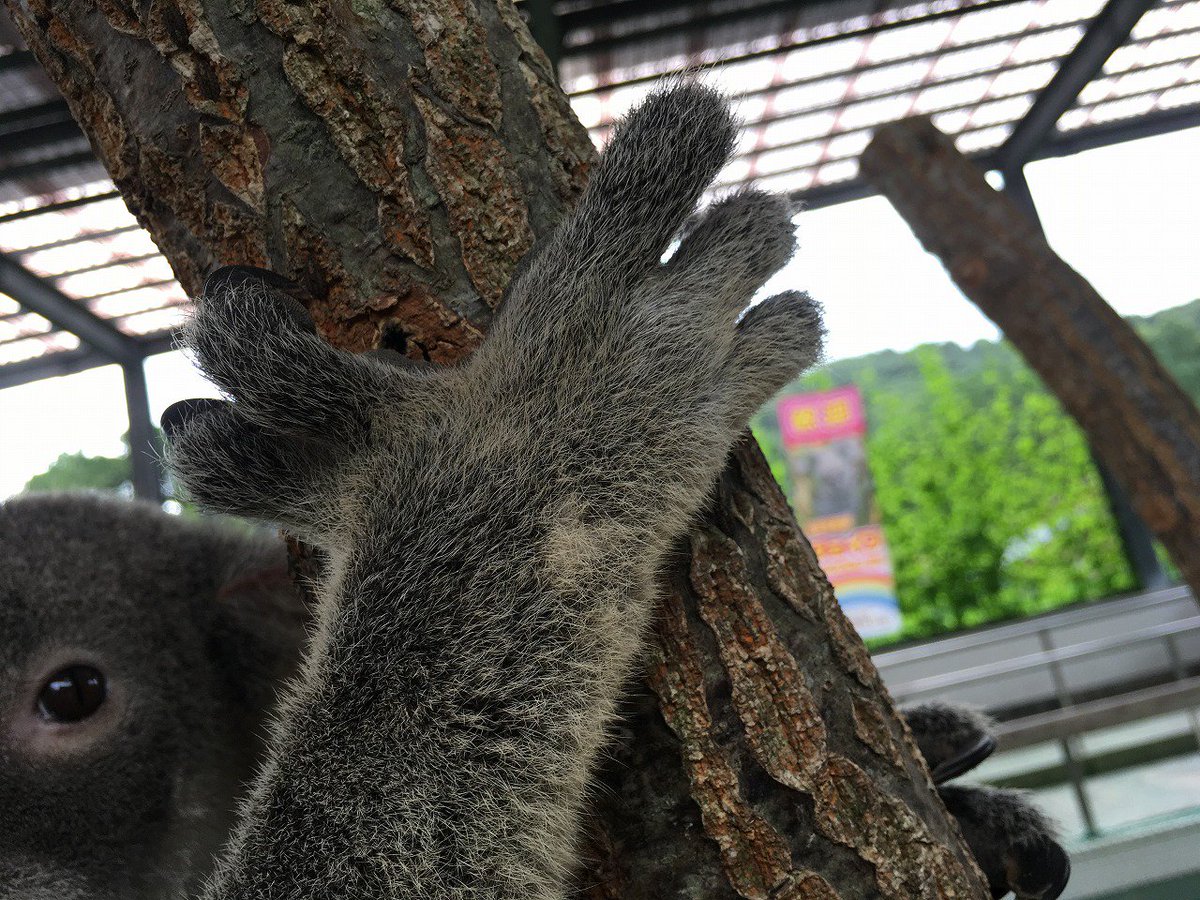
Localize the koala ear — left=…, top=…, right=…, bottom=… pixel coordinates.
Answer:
left=207, top=528, right=312, bottom=709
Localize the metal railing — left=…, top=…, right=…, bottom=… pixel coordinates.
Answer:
left=879, top=587, right=1200, bottom=839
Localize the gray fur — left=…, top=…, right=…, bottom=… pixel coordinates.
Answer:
left=165, top=82, right=823, bottom=900
left=902, top=700, right=997, bottom=778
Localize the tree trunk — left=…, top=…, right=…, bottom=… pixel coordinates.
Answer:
left=7, top=3, right=987, bottom=896
left=861, top=117, right=1200, bottom=600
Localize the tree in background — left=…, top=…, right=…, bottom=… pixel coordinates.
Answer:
left=24, top=447, right=133, bottom=495
left=753, top=296, right=1200, bottom=646
left=866, top=350, right=1133, bottom=641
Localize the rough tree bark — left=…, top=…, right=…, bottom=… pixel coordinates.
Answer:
left=7, top=3, right=987, bottom=897
left=862, top=117, right=1200, bottom=600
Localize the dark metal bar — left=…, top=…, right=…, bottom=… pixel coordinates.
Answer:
left=0, top=189, right=121, bottom=225
left=583, top=35, right=1198, bottom=148
left=46, top=252, right=161, bottom=280
left=1095, top=461, right=1173, bottom=589
left=0, top=149, right=99, bottom=183
left=525, top=0, right=564, bottom=75
left=1037, top=628, right=1100, bottom=838
left=10, top=224, right=143, bottom=256
left=121, top=360, right=164, bottom=502
left=73, top=278, right=177, bottom=303
left=792, top=178, right=876, bottom=211
left=0, top=99, right=71, bottom=130
left=0, top=332, right=175, bottom=389
left=0, top=324, right=60, bottom=348
left=997, top=674, right=1200, bottom=749
left=787, top=100, right=1200, bottom=213
left=574, top=14, right=1098, bottom=105
left=0, top=120, right=87, bottom=156
left=0, top=345, right=110, bottom=389
left=0, top=49, right=36, bottom=73
left=1037, top=102, right=1200, bottom=157
left=995, top=0, right=1158, bottom=170
left=563, top=0, right=1055, bottom=95
left=891, top=616, right=1200, bottom=696
left=0, top=253, right=139, bottom=363
left=723, top=82, right=1200, bottom=196
left=561, top=0, right=1039, bottom=57
left=562, top=0, right=801, bottom=53
left=559, top=0, right=760, bottom=32
left=1001, top=165, right=1169, bottom=592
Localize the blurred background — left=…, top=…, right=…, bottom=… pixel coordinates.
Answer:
left=1, top=1, right=1198, bottom=895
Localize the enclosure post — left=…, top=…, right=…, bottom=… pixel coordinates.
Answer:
left=1001, top=166, right=1169, bottom=591
left=862, top=118, right=1200, bottom=600
left=121, top=360, right=162, bottom=503
left=525, top=0, right=563, bottom=75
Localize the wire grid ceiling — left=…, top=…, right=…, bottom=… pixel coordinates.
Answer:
left=0, top=0, right=1197, bottom=372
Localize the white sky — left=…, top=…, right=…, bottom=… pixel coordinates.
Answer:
left=1, top=126, right=1198, bottom=498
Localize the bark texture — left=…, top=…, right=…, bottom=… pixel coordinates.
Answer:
left=7, top=3, right=987, bottom=897
left=861, top=117, right=1200, bottom=600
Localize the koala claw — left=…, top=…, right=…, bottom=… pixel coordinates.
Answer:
left=932, top=733, right=998, bottom=784
left=901, top=703, right=1070, bottom=899
left=902, top=701, right=998, bottom=783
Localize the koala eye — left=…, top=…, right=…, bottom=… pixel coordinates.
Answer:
left=37, top=665, right=107, bottom=723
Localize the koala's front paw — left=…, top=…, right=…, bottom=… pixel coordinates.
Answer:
left=941, top=785, right=1071, bottom=900
left=481, top=84, right=823, bottom=517
left=182, top=266, right=397, bottom=442
left=902, top=702, right=998, bottom=783
left=163, top=266, right=423, bottom=535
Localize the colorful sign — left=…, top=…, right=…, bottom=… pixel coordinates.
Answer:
left=774, top=386, right=901, bottom=638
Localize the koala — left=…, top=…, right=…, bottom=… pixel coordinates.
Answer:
left=0, top=493, right=304, bottom=899
left=0, top=497, right=1068, bottom=900
left=0, top=84, right=1069, bottom=899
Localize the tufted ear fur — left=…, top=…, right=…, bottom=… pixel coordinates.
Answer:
left=204, top=525, right=313, bottom=730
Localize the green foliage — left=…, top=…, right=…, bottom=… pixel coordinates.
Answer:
left=25, top=450, right=134, bottom=495
left=755, top=298, right=1200, bottom=646
left=23, top=430, right=167, bottom=499
left=862, top=350, right=1134, bottom=642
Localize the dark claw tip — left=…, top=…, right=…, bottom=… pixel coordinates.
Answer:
left=204, top=265, right=298, bottom=296
left=932, top=734, right=998, bottom=784
left=1014, top=839, right=1071, bottom=900
left=160, top=397, right=230, bottom=439
left=202, top=265, right=317, bottom=334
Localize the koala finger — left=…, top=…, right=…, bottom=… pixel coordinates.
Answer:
left=668, top=189, right=797, bottom=318
left=940, top=784, right=1071, bottom=900
left=563, top=82, right=737, bottom=280
left=901, top=702, right=998, bottom=784
left=162, top=398, right=341, bottom=537
left=719, top=291, right=824, bottom=425
left=184, top=265, right=403, bottom=443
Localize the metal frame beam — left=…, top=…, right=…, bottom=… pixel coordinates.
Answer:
left=1035, top=104, right=1200, bottom=158
left=0, top=332, right=175, bottom=390
left=122, top=359, right=164, bottom=502
left=0, top=49, right=36, bottom=73
left=0, top=254, right=167, bottom=500
left=0, top=190, right=121, bottom=224
left=994, top=0, right=1158, bottom=171
left=524, top=0, right=563, bottom=75
left=559, top=0, right=1037, bottom=58
left=0, top=149, right=98, bottom=182
left=790, top=100, right=1200, bottom=210
left=0, top=253, right=140, bottom=364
